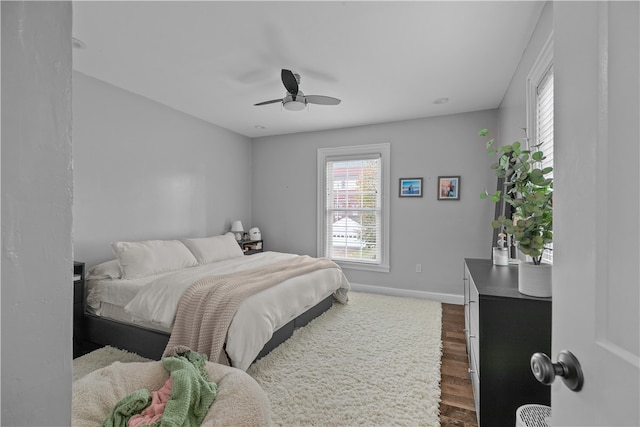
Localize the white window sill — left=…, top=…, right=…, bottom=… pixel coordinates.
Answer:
left=334, top=260, right=390, bottom=273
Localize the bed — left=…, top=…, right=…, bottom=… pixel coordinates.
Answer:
left=82, top=233, right=350, bottom=370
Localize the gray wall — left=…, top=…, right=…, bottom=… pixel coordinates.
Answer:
left=1, top=2, right=73, bottom=425
left=73, top=72, right=253, bottom=268
left=251, top=110, right=498, bottom=297
left=498, top=1, right=553, bottom=145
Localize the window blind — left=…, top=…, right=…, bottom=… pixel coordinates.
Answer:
left=324, top=155, right=381, bottom=264
left=537, top=67, right=554, bottom=177
left=536, top=67, right=554, bottom=265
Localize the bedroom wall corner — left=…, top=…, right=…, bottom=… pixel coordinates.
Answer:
left=1, top=2, right=74, bottom=425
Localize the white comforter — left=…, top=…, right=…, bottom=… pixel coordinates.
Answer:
left=88, top=252, right=350, bottom=370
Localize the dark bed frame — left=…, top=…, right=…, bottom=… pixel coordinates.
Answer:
left=80, top=294, right=334, bottom=362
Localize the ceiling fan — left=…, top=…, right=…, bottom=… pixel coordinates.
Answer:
left=254, top=69, right=341, bottom=111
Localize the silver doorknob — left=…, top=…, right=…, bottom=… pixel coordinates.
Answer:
left=531, top=350, right=584, bottom=391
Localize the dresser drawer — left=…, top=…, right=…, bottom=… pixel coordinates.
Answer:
left=463, top=265, right=471, bottom=335
left=468, top=279, right=480, bottom=373
left=469, top=336, right=479, bottom=377
left=469, top=358, right=480, bottom=423
left=468, top=337, right=479, bottom=376
left=468, top=278, right=479, bottom=329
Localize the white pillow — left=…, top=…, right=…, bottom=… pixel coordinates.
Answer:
left=182, top=232, right=244, bottom=265
left=112, top=240, right=198, bottom=280
left=86, top=259, right=121, bottom=280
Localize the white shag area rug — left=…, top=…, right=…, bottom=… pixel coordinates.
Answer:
left=73, top=292, right=442, bottom=426
left=73, top=345, right=151, bottom=382
left=247, top=291, right=442, bottom=427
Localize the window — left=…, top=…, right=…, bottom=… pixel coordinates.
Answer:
left=317, top=143, right=390, bottom=272
left=527, top=35, right=554, bottom=264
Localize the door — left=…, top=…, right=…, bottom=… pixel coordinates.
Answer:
left=552, top=2, right=639, bottom=425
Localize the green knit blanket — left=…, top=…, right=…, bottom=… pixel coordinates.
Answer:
left=102, top=351, right=218, bottom=427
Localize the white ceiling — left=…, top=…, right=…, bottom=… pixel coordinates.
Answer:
left=72, top=1, right=544, bottom=138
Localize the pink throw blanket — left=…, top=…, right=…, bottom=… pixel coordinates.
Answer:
left=164, top=255, right=339, bottom=365
left=128, top=378, right=173, bottom=427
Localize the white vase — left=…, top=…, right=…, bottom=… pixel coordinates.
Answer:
left=492, top=247, right=509, bottom=266
left=518, top=262, right=552, bottom=297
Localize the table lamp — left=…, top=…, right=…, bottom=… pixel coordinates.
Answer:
left=230, top=220, right=244, bottom=241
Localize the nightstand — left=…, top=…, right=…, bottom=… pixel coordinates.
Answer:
left=239, top=239, right=264, bottom=255
left=73, top=261, right=85, bottom=358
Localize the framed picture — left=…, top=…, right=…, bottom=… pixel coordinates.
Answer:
left=399, top=178, right=423, bottom=197
left=437, top=176, right=460, bottom=200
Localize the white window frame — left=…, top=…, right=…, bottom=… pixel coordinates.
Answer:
left=526, top=33, right=554, bottom=265
left=317, top=143, right=390, bottom=272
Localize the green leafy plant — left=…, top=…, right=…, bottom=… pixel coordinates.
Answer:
left=478, top=128, right=553, bottom=265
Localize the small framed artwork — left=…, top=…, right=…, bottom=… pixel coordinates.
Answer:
left=399, top=178, right=423, bottom=197
left=437, top=176, right=461, bottom=200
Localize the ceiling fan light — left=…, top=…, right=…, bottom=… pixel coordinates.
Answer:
left=283, top=99, right=307, bottom=111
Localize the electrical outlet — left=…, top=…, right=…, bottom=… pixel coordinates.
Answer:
left=416, top=264, right=422, bottom=273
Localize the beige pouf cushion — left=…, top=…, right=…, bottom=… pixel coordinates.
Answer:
left=72, top=361, right=273, bottom=426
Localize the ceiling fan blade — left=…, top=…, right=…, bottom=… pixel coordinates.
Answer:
left=254, top=98, right=283, bottom=106
left=281, top=69, right=299, bottom=98
left=305, top=95, right=341, bottom=105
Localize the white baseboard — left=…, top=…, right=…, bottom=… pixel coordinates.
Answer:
left=348, top=283, right=464, bottom=305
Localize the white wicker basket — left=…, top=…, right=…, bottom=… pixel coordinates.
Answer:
left=515, top=404, right=551, bottom=427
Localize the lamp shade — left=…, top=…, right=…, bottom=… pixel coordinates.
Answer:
left=283, top=99, right=306, bottom=111
left=230, top=221, right=244, bottom=233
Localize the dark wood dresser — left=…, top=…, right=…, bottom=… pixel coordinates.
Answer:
left=463, top=258, right=552, bottom=426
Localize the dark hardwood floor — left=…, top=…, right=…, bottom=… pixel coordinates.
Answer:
left=439, top=303, right=478, bottom=427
